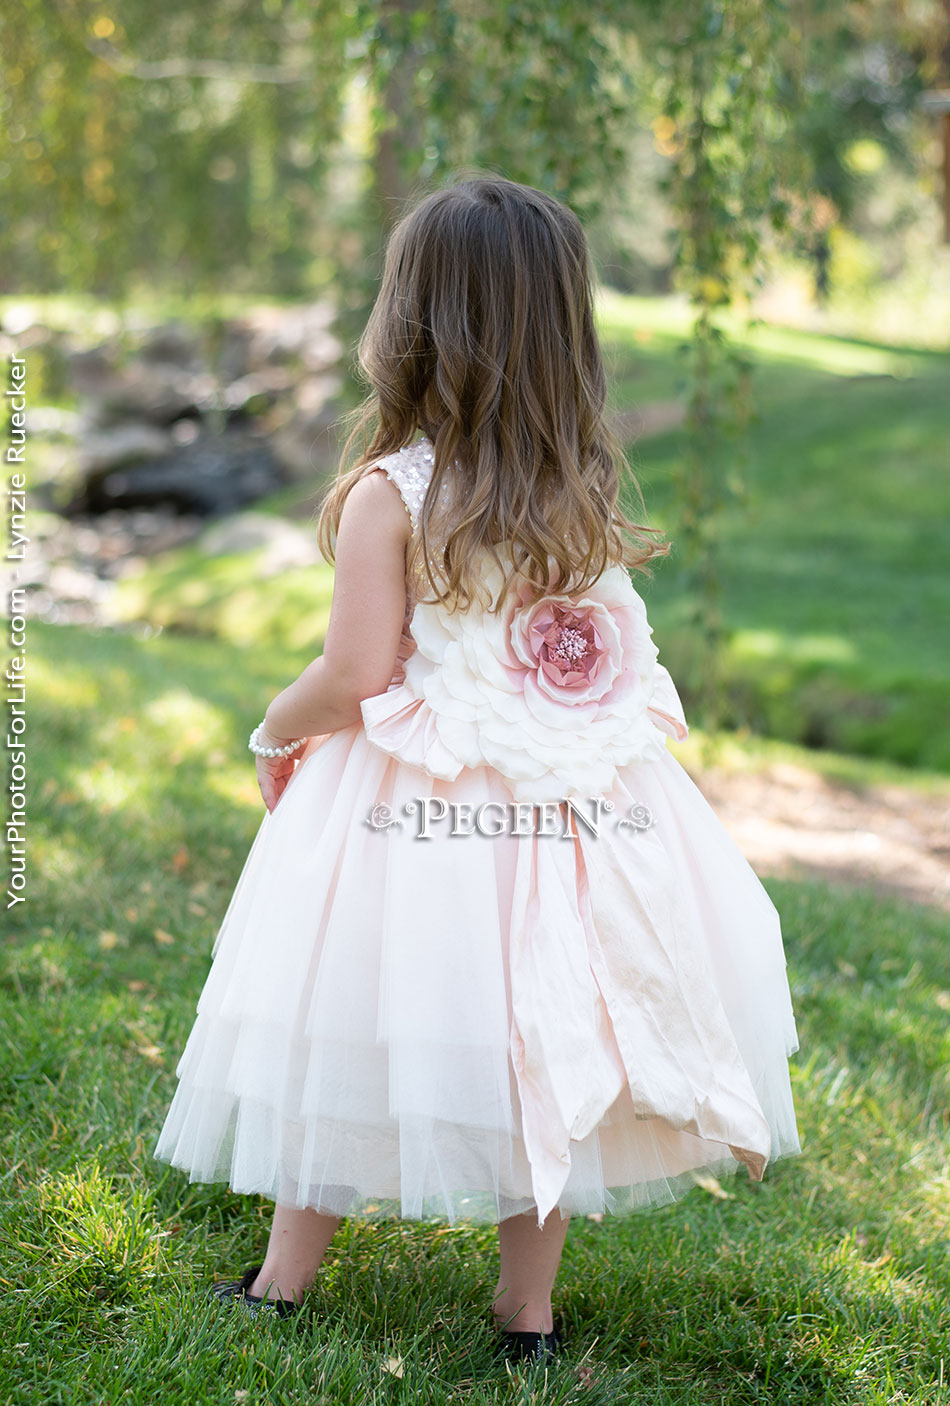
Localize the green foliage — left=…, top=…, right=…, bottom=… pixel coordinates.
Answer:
left=775, top=0, right=930, bottom=300
left=111, top=541, right=336, bottom=652
left=414, top=2, right=636, bottom=223
left=635, top=0, right=800, bottom=740
left=600, top=292, right=950, bottom=771
left=1, top=2, right=642, bottom=306
left=0, top=1, right=354, bottom=297
left=1, top=0, right=934, bottom=304
left=330, top=0, right=644, bottom=365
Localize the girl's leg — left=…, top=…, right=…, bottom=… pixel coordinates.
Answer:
left=248, top=1204, right=343, bottom=1305
left=492, top=1207, right=571, bottom=1334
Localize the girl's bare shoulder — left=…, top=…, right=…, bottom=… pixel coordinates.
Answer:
left=344, top=460, right=414, bottom=541
left=360, top=437, right=448, bottom=531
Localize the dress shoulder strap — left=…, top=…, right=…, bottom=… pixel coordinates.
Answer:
left=372, top=438, right=438, bottom=530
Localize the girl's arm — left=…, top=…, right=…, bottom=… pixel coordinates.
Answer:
left=259, top=469, right=411, bottom=743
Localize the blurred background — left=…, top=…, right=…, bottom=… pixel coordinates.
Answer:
left=2, top=7, right=950, bottom=1398
left=4, top=0, right=949, bottom=767
left=3, top=0, right=949, bottom=890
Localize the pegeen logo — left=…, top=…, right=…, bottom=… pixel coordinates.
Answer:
left=364, top=796, right=655, bottom=840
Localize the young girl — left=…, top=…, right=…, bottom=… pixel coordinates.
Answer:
left=153, top=174, right=801, bottom=1365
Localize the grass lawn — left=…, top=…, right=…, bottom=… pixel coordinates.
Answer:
left=598, top=294, right=950, bottom=773
left=2, top=621, right=948, bottom=1403
left=104, top=293, right=950, bottom=774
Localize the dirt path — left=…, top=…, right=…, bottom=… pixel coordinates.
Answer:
left=686, top=758, right=950, bottom=913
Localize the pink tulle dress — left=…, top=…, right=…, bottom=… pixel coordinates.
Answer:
left=153, top=434, right=801, bottom=1227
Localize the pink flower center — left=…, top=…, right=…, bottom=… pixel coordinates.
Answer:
left=551, top=626, right=589, bottom=666
left=533, top=604, right=603, bottom=687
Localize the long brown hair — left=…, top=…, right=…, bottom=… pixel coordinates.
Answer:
left=316, top=172, right=670, bottom=613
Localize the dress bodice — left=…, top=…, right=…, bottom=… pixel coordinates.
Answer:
left=372, top=436, right=450, bottom=533
left=360, top=437, right=690, bottom=806
left=369, top=436, right=455, bottom=622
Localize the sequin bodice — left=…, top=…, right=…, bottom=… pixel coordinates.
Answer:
left=371, top=436, right=455, bottom=616
left=374, top=437, right=451, bottom=531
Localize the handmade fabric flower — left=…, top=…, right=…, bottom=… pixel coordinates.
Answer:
left=361, top=552, right=687, bottom=802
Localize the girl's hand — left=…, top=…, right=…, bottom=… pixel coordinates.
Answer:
left=254, top=727, right=308, bottom=813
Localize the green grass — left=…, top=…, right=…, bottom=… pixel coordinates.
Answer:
left=111, top=527, right=337, bottom=654
left=3, top=620, right=949, bottom=1403
left=601, top=293, right=950, bottom=771
left=101, top=293, right=950, bottom=773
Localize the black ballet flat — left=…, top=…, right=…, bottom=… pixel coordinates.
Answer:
left=493, top=1321, right=561, bottom=1365
left=208, top=1264, right=304, bottom=1319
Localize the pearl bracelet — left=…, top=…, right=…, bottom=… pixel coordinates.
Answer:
left=248, top=721, right=308, bottom=759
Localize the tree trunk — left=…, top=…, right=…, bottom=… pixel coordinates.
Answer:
left=371, top=0, right=427, bottom=236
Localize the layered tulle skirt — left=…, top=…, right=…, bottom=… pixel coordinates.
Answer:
left=153, top=716, right=801, bottom=1227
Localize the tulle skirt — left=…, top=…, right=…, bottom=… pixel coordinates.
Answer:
left=153, top=724, right=801, bottom=1226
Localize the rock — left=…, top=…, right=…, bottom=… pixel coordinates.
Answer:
left=24, top=301, right=345, bottom=517
left=8, top=303, right=344, bottom=628
left=112, top=554, right=148, bottom=579
left=4, top=318, right=56, bottom=348
left=78, top=422, right=175, bottom=476
left=221, top=367, right=297, bottom=417
left=63, top=341, right=125, bottom=397
left=73, top=428, right=288, bottom=516
left=171, top=419, right=201, bottom=446
left=46, top=563, right=114, bottom=603
left=137, top=321, right=202, bottom=368
left=294, top=371, right=343, bottom=416
left=215, top=322, right=257, bottom=383
left=63, top=344, right=210, bottom=426
left=91, top=360, right=219, bottom=427
left=15, top=557, right=51, bottom=587
left=22, top=406, right=85, bottom=438
left=198, top=511, right=284, bottom=555
left=243, top=301, right=341, bottom=370
left=270, top=423, right=337, bottom=482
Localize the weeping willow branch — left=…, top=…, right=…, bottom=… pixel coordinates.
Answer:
left=653, top=0, right=792, bottom=747
left=50, top=0, right=311, bottom=84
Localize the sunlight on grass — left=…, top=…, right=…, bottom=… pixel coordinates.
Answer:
left=178, top=578, right=213, bottom=607
left=594, top=288, right=931, bottom=378
left=71, top=758, right=140, bottom=811
left=921, top=1169, right=950, bottom=1223
left=215, top=586, right=292, bottom=645
left=732, top=629, right=858, bottom=665
left=31, top=1160, right=168, bottom=1305
left=114, top=548, right=335, bottom=652
left=142, top=689, right=230, bottom=749
left=32, top=654, right=101, bottom=708
left=32, top=833, right=87, bottom=883
left=827, top=1234, right=931, bottom=1306
left=205, top=768, right=266, bottom=811
left=740, top=323, right=922, bottom=378
left=2, top=936, right=72, bottom=994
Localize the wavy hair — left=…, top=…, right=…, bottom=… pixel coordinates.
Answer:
left=316, top=172, right=670, bottom=613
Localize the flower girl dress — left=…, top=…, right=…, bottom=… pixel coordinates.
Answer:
left=153, top=434, right=801, bottom=1227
